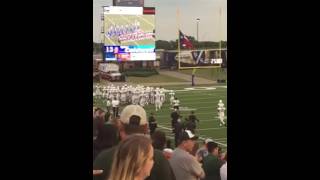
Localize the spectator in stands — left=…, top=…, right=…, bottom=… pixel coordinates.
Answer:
left=151, top=130, right=166, bottom=151
left=196, top=138, right=214, bottom=163
left=163, top=148, right=174, bottom=160
left=93, top=105, right=176, bottom=180
left=93, top=108, right=105, bottom=139
left=93, top=121, right=119, bottom=160
left=148, top=112, right=157, bottom=135
left=220, top=152, right=227, bottom=180
left=202, top=141, right=223, bottom=180
left=170, top=130, right=205, bottom=180
left=218, top=147, right=226, bottom=164
left=108, top=134, right=154, bottom=180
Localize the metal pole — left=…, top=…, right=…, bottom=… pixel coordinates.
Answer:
left=196, top=18, right=200, bottom=41
left=197, top=21, right=198, bottom=41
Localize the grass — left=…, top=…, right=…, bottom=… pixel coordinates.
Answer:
left=93, top=84, right=227, bottom=150
left=126, top=74, right=188, bottom=83
left=178, top=68, right=227, bottom=81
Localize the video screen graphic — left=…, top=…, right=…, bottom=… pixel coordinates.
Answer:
left=177, top=49, right=227, bottom=69
left=103, top=6, right=155, bottom=61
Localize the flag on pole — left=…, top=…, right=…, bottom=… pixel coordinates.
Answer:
left=179, top=30, right=194, bottom=49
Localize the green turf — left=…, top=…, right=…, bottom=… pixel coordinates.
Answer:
left=126, top=74, right=188, bottom=83
left=93, top=85, right=227, bottom=150
left=178, top=68, right=227, bottom=81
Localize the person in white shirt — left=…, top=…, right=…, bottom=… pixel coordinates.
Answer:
left=220, top=152, right=227, bottom=180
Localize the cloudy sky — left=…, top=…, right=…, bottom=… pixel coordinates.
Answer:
left=93, top=0, right=227, bottom=42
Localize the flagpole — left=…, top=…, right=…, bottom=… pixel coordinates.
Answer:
left=219, top=7, right=222, bottom=59
left=177, top=7, right=181, bottom=70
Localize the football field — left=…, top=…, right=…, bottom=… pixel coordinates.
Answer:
left=93, top=84, right=227, bottom=150
left=144, top=85, right=227, bottom=150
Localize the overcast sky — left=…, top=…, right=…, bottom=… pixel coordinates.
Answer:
left=93, top=0, right=227, bottom=42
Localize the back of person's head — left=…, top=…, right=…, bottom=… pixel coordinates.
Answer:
left=207, top=141, right=219, bottom=155
left=94, top=124, right=119, bottom=160
left=151, top=130, right=166, bottom=150
left=95, top=124, right=119, bottom=149
left=163, top=148, right=173, bottom=160
left=94, top=108, right=105, bottom=130
left=94, top=107, right=101, bottom=113
left=118, top=105, right=148, bottom=138
left=108, top=134, right=154, bottom=180
left=94, top=108, right=105, bottom=119
left=204, top=138, right=214, bottom=148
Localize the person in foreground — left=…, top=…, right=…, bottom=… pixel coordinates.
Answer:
left=93, top=104, right=176, bottom=180
left=108, top=134, right=154, bottom=180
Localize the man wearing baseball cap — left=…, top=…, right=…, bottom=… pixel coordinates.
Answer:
left=169, top=130, right=205, bottom=180
left=195, top=138, right=214, bottom=163
left=93, top=105, right=176, bottom=180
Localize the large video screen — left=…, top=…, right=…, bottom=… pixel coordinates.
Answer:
left=113, top=0, right=144, bottom=7
left=103, top=6, right=155, bottom=61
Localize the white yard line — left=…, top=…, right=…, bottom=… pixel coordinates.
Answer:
left=135, top=15, right=154, bottom=28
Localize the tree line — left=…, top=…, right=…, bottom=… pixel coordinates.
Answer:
left=93, top=36, right=227, bottom=53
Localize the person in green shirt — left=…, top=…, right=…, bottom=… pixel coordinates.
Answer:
left=202, top=141, right=224, bottom=180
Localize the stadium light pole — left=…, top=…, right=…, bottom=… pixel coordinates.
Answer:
left=196, top=18, right=200, bottom=42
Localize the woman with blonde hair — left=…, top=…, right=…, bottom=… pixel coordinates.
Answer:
left=108, top=134, right=154, bottom=180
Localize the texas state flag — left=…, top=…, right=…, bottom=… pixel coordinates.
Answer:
left=179, top=30, right=194, bottom=49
